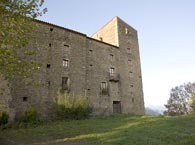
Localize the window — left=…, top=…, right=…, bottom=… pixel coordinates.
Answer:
left=89, top=64, right=93, bottom=70
left=23, top=97, right=28, bottom=102
left=110, top=54, right=114, bottom=61
left=62, top=77, right=69, bottom=90
left=47, top=64, right=51, bottom=68
left=129, top=72, right=133, bottom=78
left=110, top=67, right=115, bottom=76
left=128, top=59, right=131, bottom=65
left=89, top=50, right=93, bottom=56
left=62, top=59, right=69, bottom=67
left=47, top=81, right=50, bottom=87
left=127, top=48, right=131, bottom=54
left=101, top=82, right=108, bottom=95
left=49, top=43, right=52, bottom=47
left=64, top=44, right=69, bottom=47
left=125, top=28, right=129, bottom=35
left=50, top=28, right=53, bottom=32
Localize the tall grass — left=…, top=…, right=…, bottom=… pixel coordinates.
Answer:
left=0, top=111, right=9, bottom=125
left=57, top=92, right=92, bottom=120
left=23, top=106, right=37, bottom=123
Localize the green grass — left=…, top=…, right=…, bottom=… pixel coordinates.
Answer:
left=0, top=115, right=195, bottom=145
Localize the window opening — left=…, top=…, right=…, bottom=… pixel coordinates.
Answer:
left=64, top=44, right=69, bottom=47
left=23, top=97, right=28, bottom=102
left=62, top=59, right=69, bottom=67
left=125, top=28, right=129, bottom=34
left=89, top=64, right=93, bottom=70
left=127, top=48, right=131, bottom=53
left=110, top=54, right=114, bottom=61
left=129, top=72, right=133, bottom=78
left=47, top=64, right=51, bottom=68
left=48, top=81, right=50, bottom=87
left=89, top=50, right=93, bottom=56
left=110, top=67, right=115, bottom=76
left=62, top=77, right=69, bottom=90
left=101, top=82, right=108, bottom=95
left=128, top=59, right=131, bottom=64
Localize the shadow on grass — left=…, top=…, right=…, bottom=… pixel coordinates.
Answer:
left=1, top=115, right=195, bottom=145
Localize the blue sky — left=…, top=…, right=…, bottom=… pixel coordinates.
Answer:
left=38, top=0, right=195, bottom=108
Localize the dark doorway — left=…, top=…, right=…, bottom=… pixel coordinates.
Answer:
left=113, top=101, right=121, bottom=113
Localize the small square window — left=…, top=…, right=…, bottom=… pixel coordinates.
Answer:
left=47, top=64, right=51, bottom=68
left=49, top=43, right=52, bottom=47
left=23, top=97, right=28, bottom=102
left=50, top=28, right=53, bottom=32
left=62, top=59, right=69, bottom=67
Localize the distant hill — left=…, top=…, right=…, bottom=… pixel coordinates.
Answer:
left=145, top=105, right=166, bottom=115
left=145, top=107, right=161, bottom=115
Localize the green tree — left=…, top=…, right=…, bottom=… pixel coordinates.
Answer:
left=189, top=87, right=195, bottom=113
left=0, top=0, right=47, bottom=80
left=164, top=82, right=195, bottom=116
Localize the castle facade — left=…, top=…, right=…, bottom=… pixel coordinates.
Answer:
left=0, top=17, right=145, bottom=121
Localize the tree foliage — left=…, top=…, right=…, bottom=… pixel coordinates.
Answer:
left=189, top=92, right=195, bottom=113
left=164, top=82, right=195, bottom=116
left=0, top=0, right=47, bottom=80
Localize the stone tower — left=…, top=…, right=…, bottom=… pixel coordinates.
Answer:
left=92, top=17, right=144, bottom=115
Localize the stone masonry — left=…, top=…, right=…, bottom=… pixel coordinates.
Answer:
left=0, top=16, right=145, bottom=121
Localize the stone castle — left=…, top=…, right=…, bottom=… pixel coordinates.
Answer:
left=0, top=16, right=145, bottom=121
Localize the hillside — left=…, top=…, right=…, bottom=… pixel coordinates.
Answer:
left=0, top=115, right=195, bottom=145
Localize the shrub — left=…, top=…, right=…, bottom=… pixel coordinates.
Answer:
left=0, top=111, right=9, bottom=125
left=57, top=93, right=93, bottom=120
left=23, top=106, right=37, bottom=123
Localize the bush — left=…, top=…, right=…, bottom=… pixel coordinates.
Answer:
left=57, top=93, right=93, bottom=120
left=0, top=111, right=9, bottom=125
left=23, top=106, right=37, bottom=123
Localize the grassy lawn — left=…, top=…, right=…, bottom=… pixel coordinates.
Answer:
left=0, top=115, right=195, bottom=145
